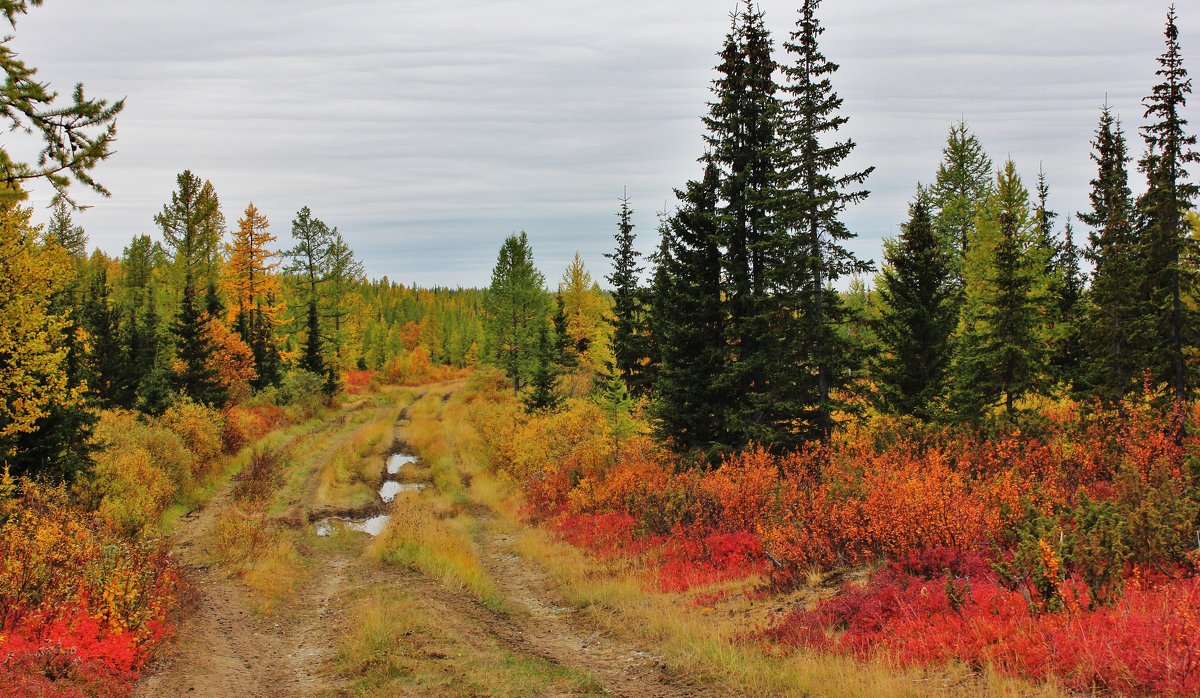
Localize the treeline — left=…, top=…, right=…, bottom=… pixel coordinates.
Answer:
left=0, top=171, right=483, bottom=482
left=634, top=2, right=1196, bottom=457
left=480, top=2, right=1199, bottom=460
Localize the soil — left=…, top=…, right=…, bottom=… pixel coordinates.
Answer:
left=135, top=401, right=713, bottom=698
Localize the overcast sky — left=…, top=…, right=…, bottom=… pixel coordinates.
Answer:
left=10, top=1, right=1199, bottom=288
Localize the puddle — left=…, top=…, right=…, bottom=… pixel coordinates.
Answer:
left=386, top=453, right=418, bottom=475
left=379, top=480, right=425, bottom=503
left=315, top=514, right=391, bottom=537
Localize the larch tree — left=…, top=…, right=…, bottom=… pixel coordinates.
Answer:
left=0, top=0, right=123, bottom=207
left=156, top=171, right=226, bottom=406
left=286, top=206, right=335, bottom=388
left=322, top=227, right=365, bottom=384
left=954, top=161, right=1054, bottom=417
left=557, top=252, right=611, bottom=380
left=928, top=120, right=993, bottom=277
left=484, top=232, right=549, bottom=394
left=773, top=0, right=874, bottom=443
left=224, top=202, right=284, bottom=388
left=872, top=193, right=957, bottom=420
left=1137, top=6, right=1199, bottom=426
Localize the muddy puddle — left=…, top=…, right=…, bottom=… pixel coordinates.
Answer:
left=316, top=450, right=423, bottom=537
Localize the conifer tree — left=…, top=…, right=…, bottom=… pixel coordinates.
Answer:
left=772, top=0, right=874, bottom=442
left=1078, top=106, right=1147, bottom=403
left=1137, top=6, right=1199, bottom=422
left=323, top=228, right=365, bottom=379
left=46, top=200, right=87, bottom=259
left=484, top=232, right=549, bottom=394
left=173, top=278, right=224, bottom=406
left=286, top=206, right=334, bottom=385
left=224, top=203, right=284, bottom=388
left=872, top=193, right=956, bottom=420
left=81, top=267, right=123, bottom=404
left=1052, top=218, right=1086, bottom=387
left=953, top=161, right=1053, bottom=417
left=524, top=324, right=562, bottom=413
left=929, top=120, right=993, bottom=274
left=702, top=1, right=780, bottom=439
left=650, top=166, right=731, bottom=456
left=604, top=190, right=650, bottom=395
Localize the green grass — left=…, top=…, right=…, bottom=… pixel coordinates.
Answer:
left=335, top=587, right=603, bottom=697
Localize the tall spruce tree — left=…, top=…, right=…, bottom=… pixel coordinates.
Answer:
left=650, top=166, right=730, bottom=456
left=929, top=120, right=993, bottom=276
left=1137, top=6, right=1199, bottom=423
left=484, top=232, right=549, bottom=394
left=702, top=1, right=780, bottom=442
left=872, top=193, right=956, bottom=420
left=524, top=324, right=562, bottom=413
left=1079, top=106, right=1147, bottom=403
left=772, top=0, right=874, bottom=443
left=604, top=190, right=650, bottom=396
left=953, top=161, right=1053, bottom=417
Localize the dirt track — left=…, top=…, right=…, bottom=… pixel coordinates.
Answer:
left=135, top=395, right=712, bottom=698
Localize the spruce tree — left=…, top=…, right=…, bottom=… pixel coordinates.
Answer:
left=173, top=278, right=224, bottom=406
left=953, top=161, right=1053, bottom=417
left=773, top=0, right=874, bottom=443
left=524, top=324, right=562, bottom=413
left=81, top=267, right=124, bottom=404
left=702, top=1, right=780, bottom=441
left=604, top=190, right=650, bottom=396
left=484, top=232, right=549, bottom=394
left=650, top=166, right=730, bottom=456
left=1137, top=6, right=1199, bottom=422
left=286, top=206, right=334, bottom=387
left=872, top=193, right=956, bottom=420
left=1078, top=106, right=1147, bottom=403
left=1052, top=217, right=1086, bottom=388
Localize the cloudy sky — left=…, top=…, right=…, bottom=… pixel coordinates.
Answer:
left=11, top=0, right=1198, bottom=288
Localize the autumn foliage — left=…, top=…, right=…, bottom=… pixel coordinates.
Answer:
left=467, top=372, right=1200, bottom=695
left=0, top=478, right=180, bottom=697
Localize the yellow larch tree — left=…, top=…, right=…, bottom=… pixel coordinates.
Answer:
left=557, top=253, right=614, bottom=384
left=222, top=203, right=286, bottom=387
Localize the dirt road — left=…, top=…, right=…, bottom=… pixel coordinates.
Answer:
left=135, top=391, right=712, bottom=697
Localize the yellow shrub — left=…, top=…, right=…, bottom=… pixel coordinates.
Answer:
left=92, top=445, right=175, bottom=536
left=509, top=399, right=614, bottom=481
left=160, top=400, right=225, bottom=479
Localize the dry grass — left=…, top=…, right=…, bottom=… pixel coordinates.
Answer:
left=369, top=491, right=501, bottom=609
left=335, top=586, right=602, bottom=697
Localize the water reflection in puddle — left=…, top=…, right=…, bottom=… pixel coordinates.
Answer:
left=387, top=454, right=418, bottom=475
left=315, top=514, right=391, bottom=537
left=379, top=480, right=425, bottom=503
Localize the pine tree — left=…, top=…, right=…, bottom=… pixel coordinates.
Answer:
left=872, top=193, right=956, bottom=420
left=929, top=120, right=993, bottom=274
left=155, top=171, right=224, bottom=288
left=772, top=0, right=874, bottom=443
left=604, top=190, right=650, bottom=395
left=650, top=166, right=731, bottom=456
left=1137, top=6, right=1199, bottom=423
left=954, top=161, right=1053, bottom=417
left=484, top=232, right=549, bottom=394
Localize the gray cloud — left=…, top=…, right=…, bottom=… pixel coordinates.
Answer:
left=10, top=0, right=1198, bottom=287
